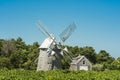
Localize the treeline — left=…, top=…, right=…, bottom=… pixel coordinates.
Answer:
left=0, top=37, right=120, bottom=71
left=0, top=37, right=39, bottom=70
left=66, top=46, right=120, bottom=70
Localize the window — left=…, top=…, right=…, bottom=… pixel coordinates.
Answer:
left=83, top=60, right=85, bottom=64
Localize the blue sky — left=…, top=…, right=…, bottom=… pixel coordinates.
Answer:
left=0, top=0, right=120, bottom=58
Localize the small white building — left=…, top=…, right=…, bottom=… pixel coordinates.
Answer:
left=70, top=55, right=92, bottom=71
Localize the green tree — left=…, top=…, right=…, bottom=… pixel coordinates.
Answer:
left=80, top=46, right=97, bottom=64
left=96, top=50, right=114, bottom=64
left=117, top=57, right=120, bottom=61
left=15, top=37, right=26, bottom=49
left=0, top=57, right=10, bottom=68
left=0, top=39, right=5, bottom=56
left=23, top=42, right=39, bottom=70
left=1, top=40, right=16, bottom=57
left=110, top=60, right=120, bottom=70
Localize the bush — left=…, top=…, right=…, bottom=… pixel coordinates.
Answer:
left=0, top=69, right=120, bottom=80
left=92, top=64, right=104, bottom=71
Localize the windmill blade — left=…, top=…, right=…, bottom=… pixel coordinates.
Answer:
left=61, top=47, right=73, bottom=61
left=62, top=51, right=73, bottom=65
left=36, top=21, right=59, bottom=45
left=36, top=21, right=53, bottom=39
left=36, top=22, right=47, bottom=37
left=59, top=22, right=76, bottom=42
left=62, top=50, right=73, bottom=61
left=29, top=53, right=39, bottom=66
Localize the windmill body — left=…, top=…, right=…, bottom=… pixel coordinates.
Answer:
left=37, top=36, right=62, bottom=71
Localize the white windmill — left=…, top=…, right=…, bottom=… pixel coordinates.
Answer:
left=36, top=21, right=76, bottom=71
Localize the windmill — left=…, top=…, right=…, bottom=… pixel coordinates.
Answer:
left=36, top=21, right=76, bottom=71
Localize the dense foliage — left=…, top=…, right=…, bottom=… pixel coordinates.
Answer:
left=0, top=37, right=39, bottom=70
left=0, top=69, right=120, bottom=80
left=0, top=37, right=120, bottom=70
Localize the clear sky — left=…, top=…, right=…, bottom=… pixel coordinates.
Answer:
left=0, top=0, right=120, bottom=58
